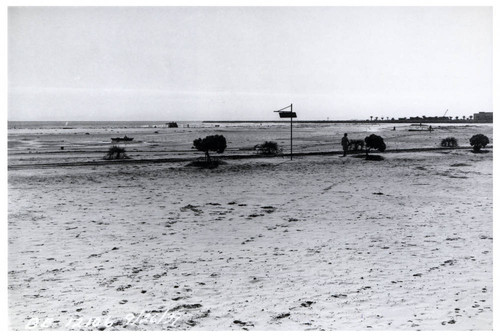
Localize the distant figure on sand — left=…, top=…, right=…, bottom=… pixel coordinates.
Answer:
left=341, top=133, right=350, bottom=157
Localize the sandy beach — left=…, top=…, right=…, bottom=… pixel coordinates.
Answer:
left=7, top=122, right=492, bottom=330
left=8, top=6, right=494, bottom=331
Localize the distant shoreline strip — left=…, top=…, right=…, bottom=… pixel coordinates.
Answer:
left=202, top=120, right=492, bottom=124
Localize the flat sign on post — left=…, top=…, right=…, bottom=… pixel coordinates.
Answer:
left=274, top=104, right=297, bottom=160
left=279, top=111, right=297, bottom=118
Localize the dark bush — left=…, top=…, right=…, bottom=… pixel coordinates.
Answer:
left=104, top=145, right=129, bottom=160
left=441, top=137, right=458, bottom=147
left=193, top=134, right=227, bottom=163
left=255, top=141, right=280, bottom=155
left=364, top=134, right=386, bottom=158
left=469, top=134, right=489, bottom=152
left=168, top=122, right=178, bottom=128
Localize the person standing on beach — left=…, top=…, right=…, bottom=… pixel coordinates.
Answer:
left=341, top=133, right=350, bottom=157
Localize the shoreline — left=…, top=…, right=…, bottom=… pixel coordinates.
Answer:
left=202, top=120, right=492, bottom=124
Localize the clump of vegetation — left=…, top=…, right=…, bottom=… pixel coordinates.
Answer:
left=255, top=141, right=281, bottom=155
left=364, top=134, right=386, bottom=159
left=469, top=134, right=489, bottom=152
left=168, top=122, right=178, bottom=128
left=441, top=137, right=458, bottom=147
left=348, top=139, right=365, bottom=152
left=104, top=145, right=129, bottom=160
left=193, top=134, right=227, bottom=164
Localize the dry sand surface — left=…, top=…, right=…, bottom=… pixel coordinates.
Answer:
left=8, top=123, right=493, bottom=330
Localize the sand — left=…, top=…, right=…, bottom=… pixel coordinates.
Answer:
left=8, top=123, right=493, bottom=330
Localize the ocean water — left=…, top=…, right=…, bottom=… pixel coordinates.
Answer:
left=7, top=120, right=363, bottom=132
left=7, top=121, right=198, bottom=130
left=7, top=120, right=313, bottom=130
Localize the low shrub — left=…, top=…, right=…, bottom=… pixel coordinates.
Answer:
left=255, top=141, right=281, bottom=155
left=193, top=134, right=227, bottom=163
left=104, top=145, right=129, bottom=160
left=364, top=134, right=386, bottom=158
left=441, top=137, right=458, bottom=147
left=469, top=134, right=489, bottom=152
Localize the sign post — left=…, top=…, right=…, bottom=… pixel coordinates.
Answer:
left=274, top=104, right=297, bottom=160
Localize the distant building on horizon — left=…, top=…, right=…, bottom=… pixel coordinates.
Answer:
left=473, top=112, right=493, bottom=123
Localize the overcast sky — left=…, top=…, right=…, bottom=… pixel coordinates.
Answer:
left=8, top=6, right=492, bottom=121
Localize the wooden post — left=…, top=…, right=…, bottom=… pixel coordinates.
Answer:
left=290, top=104, right=293, bottom=160
left=274, top=103, right=296, bottom=160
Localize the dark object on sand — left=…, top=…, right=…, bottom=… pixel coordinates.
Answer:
left=341, top=133, right=349, bottom=157
left=104, top=145, right=129, bottom=160
left=255, top=141, right=281, bottom=155
left=111, top=135, right=134, bottom=142
left=167, top=122, right=178, bottom=128
left=365, top=154, right=384, bottom=161
left=408, top=124, right=429, bottom=131
left=470, top=134, right=489, bottom=152
left=193, top=134, right=227, bottom=164
left=364, top=134, right=386, bottom=158
left=441, top=137, right=458, bottom=148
